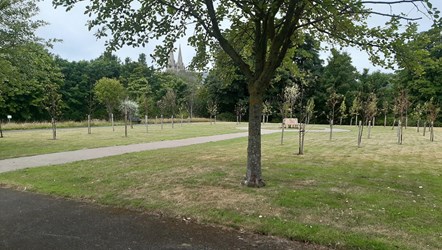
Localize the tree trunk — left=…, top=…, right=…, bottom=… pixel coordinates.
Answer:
left=51, top=117, right=57, bottom=140
left=368, top=120, right=371, bottom=139
left=417, top=119, right=420, bottom=133
left=423, top=121, right=427, bottom=136
left=243, top=91, right=265, bottom=188
left=210, top=115, right=212, bottom=125
left=124, top=108, right=128, bottom=137
left=298, top=123, right=305, bottom=155
left=384, top=113, right=387, bottom=127
left=87, top=114, right=92, bottom=134
left=148, top=115, right=149, bottom=133
left=111, top=113, right=115, bottom=132
left=329, top=119, right=333, bottom=140
left=392, top=119, right=396, bottom=130
left=0, top=119, right=3, bottom=138
left=397, top=120, right=402, bottom=145
left=280, top=117, right=285, bottom=145
left=172, top=115, right=174, bottom=128
left=190, top=104, right=193, bottom=122
left=340, top=117, right=343, bottom=125
left=181, top=115, right=183, bottom=126
left=214, top=115, right=217, bottom=124
left=355, top=115, right=358, bottom=127
left=236, top=115, right=239, bottom=125
left=350, top=117, right=353, bottom=126
left=430, top=121, right=434, bottom=142
left=357, top=120, right=363, bottom=147
left=161, top=115, right=163, bottom=130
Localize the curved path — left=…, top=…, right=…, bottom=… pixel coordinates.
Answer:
left=0, top=130, right=279, bottom=174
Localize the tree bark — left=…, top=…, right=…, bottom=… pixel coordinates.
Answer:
left=384, top=113, right=387, bottom=127
left=51, top=117, right=57, bottom=140
left=243, top=90, right=265, bottom=188
left=161, top=115, right=163, bottom=130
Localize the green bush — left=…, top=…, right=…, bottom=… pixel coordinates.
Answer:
left=217, top=112, right=236, bottom=122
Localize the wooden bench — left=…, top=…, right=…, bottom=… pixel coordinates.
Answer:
left=283, top=118, right=299, bottom=128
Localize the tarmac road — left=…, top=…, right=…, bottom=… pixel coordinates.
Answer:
left=0, top=188, right=324, bottom=250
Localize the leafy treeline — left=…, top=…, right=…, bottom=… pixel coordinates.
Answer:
left=205, top=29, right=441, bottom=126
left=1, top=1, right=440, bottom=126
left=2, top=30, right=441, bottom=125
left=54, top=53, right=207, bottom=121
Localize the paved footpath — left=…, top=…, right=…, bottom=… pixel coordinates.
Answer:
left=0, top=188, right=326, bottom=250
left=0, top=130, right=279, bottom=174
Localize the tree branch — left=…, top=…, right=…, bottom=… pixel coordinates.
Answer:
left=204, top=0, right=253, bottom=80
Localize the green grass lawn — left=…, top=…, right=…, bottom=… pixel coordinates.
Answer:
left=0, top=122, right=241, bottom=159
left=1, top=124, right=441, bottom=249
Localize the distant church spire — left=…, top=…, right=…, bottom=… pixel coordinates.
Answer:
left=167, top=45, right=185, bottom=71
left=176, top=45, right=184, bottom=70
left=167, top=50, right=176, bottom=70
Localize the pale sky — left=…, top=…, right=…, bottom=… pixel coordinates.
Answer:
left=36, top=0, right=441, bottom=72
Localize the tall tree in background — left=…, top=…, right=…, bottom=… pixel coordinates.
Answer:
left=94, top=77, right=125, bottom=121
left=1, top=0, right=53, bottom=121
left=323, top=49, right=359, bottom=95
left=54, top=0, right=441, bottom=187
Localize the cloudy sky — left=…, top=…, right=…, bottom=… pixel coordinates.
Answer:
left=36, top=0, right=441, bottom=72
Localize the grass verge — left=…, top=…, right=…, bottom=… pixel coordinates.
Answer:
left=0, top=124, right=441, bottom=249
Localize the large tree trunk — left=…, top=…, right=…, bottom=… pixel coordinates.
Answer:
left=0, top=119, right=3, bottom=138
left=243, top=90, right=265, bottom=188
